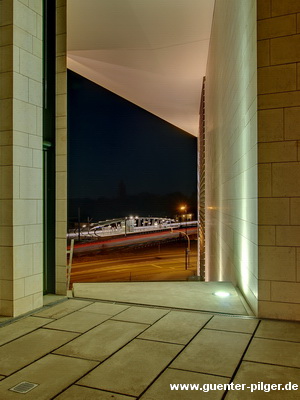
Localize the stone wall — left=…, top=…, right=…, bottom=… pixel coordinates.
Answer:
left=257, top=0, right=300, bottom=320
left=0, top=0, right=44, bottom=316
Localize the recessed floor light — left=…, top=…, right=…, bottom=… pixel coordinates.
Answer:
left=9, top=382, right=38, bottom=394
left=213, top=291, right=231, bottom=298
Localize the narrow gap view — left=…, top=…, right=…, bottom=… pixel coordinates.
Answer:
left=67, top=71, right=198, bottom=286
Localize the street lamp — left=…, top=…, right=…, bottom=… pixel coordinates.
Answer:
left=180, top=204, right=188, bottom=234
left=171, top=228, right=190, bottom=270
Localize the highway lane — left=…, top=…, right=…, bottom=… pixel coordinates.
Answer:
left=70, top=242, right=197, bottom=284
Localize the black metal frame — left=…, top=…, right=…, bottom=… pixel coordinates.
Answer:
left=43, top=0, right=56, bottom=293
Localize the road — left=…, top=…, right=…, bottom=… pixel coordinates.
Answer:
left=70, top=242, right=198, bottom=284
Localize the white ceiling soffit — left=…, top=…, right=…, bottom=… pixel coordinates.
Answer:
left=67, top=0, right=215, bottom=136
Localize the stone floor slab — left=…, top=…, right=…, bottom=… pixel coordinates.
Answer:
left=34, top=299, right=92, bottom=319
left=171, top=329, right=251, bottom=377
left=244, top=338, right=300, bottom=368
left=78, top=302, right=129, bottom=316
left=73, top=282, right=248, bottom=314
left=111, top=306, right=169, bottom=324
left=225, top=361, right=300, bottom=399
left=0, top=329, right=78, bottom=375
left=54, top=320, right=148, bottom=361
left=0, top=316, right=53, bottom=346
left=56, top=385, right=136, bottom=399
left=44, top=311, right=110, bottom=333
left=255, top=320, right=300, bottom=342
left=205, top=316, right=259, bottom=334
left=138, top=311, right=212, bottom=344
left=0, top=354, right=98, bottom=400
left=79, top=338, right=183, bottom=396
left=140, top=368, right=230, bottom=400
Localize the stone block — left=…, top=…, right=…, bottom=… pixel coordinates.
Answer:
left=271, top=34, right=300, bottom=65
left=0, top=72, right=12, bottom=99
left=0, top=165, right=13, bottom=199
left=258, top=226, right=275, bottom=245
left=272, top=0, right=300, bottom=16
left=285, top=107, right=300, bottom=140
left=258, top=141, right=298, bottom=162
left=14, top=1, right=36, bottom=37
left=14, top=72, right=29, bottom=102
left=14, top=244, right=33, bottom=279
left=259, top=246, right=296, bottom=281
left=271, top=281, right=300, bottom=303
left=13, top=146, right=32, bottom=167
left=0, top=199, right=12, bottom=224
left=258, top=15, right=296, bottom=41
left=13, top=199, right=37, bottom=225
left=272, top=162, right=300, bottom=196
left=258, top=91, right=300, bottom=110
left=24, top=273, right=43, bottom=296
left=32, top=37, right=42, bottom=58
left=257, top=0, right=271, bottom=20
left=276, top=226, right=300, bottom=246
left=257, top=39, right=269, bottom=67
left=14, top=26, right=33, bottom=52
left=291, top=198, right=300, bottom=224
left=258, top=280, right=271, bottom=301
left=20, top=49, right=42, bottom=81
left=29, top=79, right=42, bottom=106
left=258, top=163, right=272, bottom=197
left=0, top=99, right=12, bottom=131
left=20, top=167, right=43, bottom=199
left=24, top=223, right=42, bottom=244
left=258, top=64, right=296, bottom=94
left=0, top=26, right=12, bottom=46
left=258, top=198, right=290, bottom=225
left=29, top=0, right=42, bottom=15
left=13, top=99, right=36, bottom=135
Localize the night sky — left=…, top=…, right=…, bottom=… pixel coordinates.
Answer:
left=68, top=70, right=197, bottom=221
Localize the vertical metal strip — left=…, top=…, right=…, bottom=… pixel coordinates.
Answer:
left=198, top=77, right=206, bottom=280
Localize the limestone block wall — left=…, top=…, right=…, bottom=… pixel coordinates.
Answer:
left=205, top=0, right=258, bottom=313
left=257, top=0, right=300, bottom=320
left=0, top=0, right=43, bottom=316
left=55, top=0, right=67, bottom=294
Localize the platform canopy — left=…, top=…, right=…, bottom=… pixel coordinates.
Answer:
left=67, top=0, right=215, bottom=136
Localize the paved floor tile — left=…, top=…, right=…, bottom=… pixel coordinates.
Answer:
left=255, top=320, right=300, bottom=342
left=73, top=282, right=248, bottom=314
left=44, top=311, right=110, bottom=333
left=111, top=306, right=169, bottom=324
left=79, top=338, right=183, bottom=396
left=54, top=320, right=148, bottom=361
left=0, top=316, right=53, bottom=346
left=56, top=385, right=136, bottom=399
left=140, top=368, right=230, bottom=400
left=34, top=300, right=92, bottom=319
left=205, top=316, right=259, bottom=334
left=78, top=302, right=129, bottom=316
left=244, top=338, right=300, bottom=368
left=138, top=311, right=212, bottom=344
left=225, top=361, right=300, bottom=399
left=0, top=329, right=78, bottom=375
left=171, top=329, right=251, bottom=377
left=0, top=354, right=98, bottom=400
